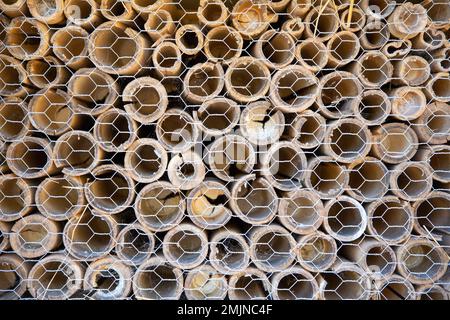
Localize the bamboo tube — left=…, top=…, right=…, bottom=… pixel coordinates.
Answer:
left=0, top=54, right=29, bottom=97
left=382, top=40, right=412, bottom=59
left=422, top=0, right=450, bottom=29
left=27, top=0, right=65, bottom=24
left=269, top=65, right=319, bottom=113
left=374, top=275, right=416, bottom=300
left=249, top=224, right=296, bottom=272
left=175, top=24, right=204, bottom=56
left=184, top=265, right=228, bottom=300
left=231, top=0, right=273, bottom=40
left=350, top=51, right=393, bottom=88
left=425, top=72, right=450, bottom=103
left=83, top=256, right=133, bottom=300
left=26, top=57, right=70, bottom=90
left=260, top=140, right=307, bottom=191
left=0, top=14, right=9, bottom=54
left=0, top=174, right=33, bottom=222
left=0, top=0, right=28, bottom=17
left=85, top=164, right=135, bottom=215
left=100, top=0, right=136, bottom=22
left=230, top=174, right=278, bottom=225
left=116, top=223, right=155, bottom=266
left=303, top=7, right=339, bottom=42
left=134, top=181, right=186, bottom=232
left=133, top=255, right=184, bottom=300
left=164, top=0, right=201, bottom=25
left=294, top=39, right=328, bottom=73
left=187, top=180, right=232, bottom=230
left=267, top=0, right=291, bottom=12
left=317, top=71, right=362, bottom=119
left=183, top=62, right=225, bottom=104
left=0, top=254, right=29, bottom=300
left=388, top=3, right=427, bottom=40
left=144, top=10, right=175, bottom=42
left=271, top=267, right=319, bottom=300
left=124, top=138, right=167, bottom=183
left=303, top=156, right=349, bottom=199
left=89, top=21, right=150, bottom=75
left=64, top=0, right=103, bottom=29
left=194, top=97, right=240, bottom=137
left=167, top=151, right=206, bottom=191
left=359, top=0, right=395, bottom=19
left=287, top=0, right=311, bottom=19
left=340, top=6, right=366, bottom=32
left=390, top=161, right=433, bottom=201
left=413, top=191, right=450, bottom=237
left=281, top=18, right=304, bottom=40
left=228, top=268, right=270, bottom=300
left=322, top=118, right=372, bottom=164
left=347, top=156, right=390, bottom=202
left=197, top=0, right=228, bottom=27
left=416, top=284, right=449, bottom=300
left=0, top=97, right=29, bottom=141
left=431, top=47, right=450, bottom=73
left=209, top=229, right=250, bottom=275
left=152, top=41, right=183, bottom=78
left=156, top=109, right=199, bottom=153
left=393, top=56, right=430, bottom=87
left=63, top=207, right=117, bottom=261
left=0, top=141, right=7, bottom=174
left=239, top=100, right=284, bottom=146
left=359, top=21, right=390, bottom=50
left=396, top=238, right=448, bottom=285
left=413, top=28, right=446, bottom=51
left=163, top=223, right=208, bottom=270
left=27, top=253, right=84, bottom=300
left=353, top=89, right=391, bottom=126
left=415, top=145, right=450, bottom=183
left=366, top=196, right=414, bottom=245
left=68, top=68, right=119, bottom=116
left=327, top=31, right=361, bottom=68
left=0, top=220, right=10, bottom=251
left=371, top=122, right=419, bottom=164
left=130, top=0, right=168, bottom=18
left=252, top=29, right=295, bottom=69
left=50, top=26, right=91, bottom=70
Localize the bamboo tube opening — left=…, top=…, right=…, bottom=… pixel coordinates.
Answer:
left=135, top=182, right=185, bottom=232
left=175, top=24, right=204, bottom=56
left=252, top=30, right=295, bottom=69
left=156, top=109, right=198, bottom=153
left=417, top=285, right=448, bottom=300
left=360, top=21, right=390, bottom=50
left=116, top=223, right=155, bottom=266
left=354, top=52, right=393, bottom=87
left=360, top=0, right=395, bottom=19
left=183, top=62, right=224, bottom=104
left=428, top=146, right=450, bottom=182
left=194, top=98, right=240, bottom=136
left=0, top=254, right=28, bottom=300
left=281, top=18, right=304, bottom=39
left=340, top=7, right=366, bottom=32
left=26, top=57, right=69, bottom=89
left=167, top=151, right=206, bottom=191
left=0, top=0, right=28, bottom=17
left=382, top=40, right=412, bottom=59
left=391, top=87, right=427, bottom=121
left=94, top=109, right=137, bottom=152
left=184, top=265, right=228, bottom=300
left=100, top=0, right=135, bottom=22
left=354, top=90, right=391, bottom=126
left=414, top=102, right=450, bottom=145
left=231, top=0, right=271, bottom=40
left=423, top=0, right=450, bottom=29
left=414, top=29, right=445, bottom=51
left=388, top=3, right=427, bottom=40
left=6, top=17, right=49, bottom=60
left=319, top=264, right=370, bottom=300
left=228, top=269, right=270, bottom=300
left=0, top=54, right=28, bottom=97
left=327, top=31, right=360, bottom=67
left=432, top=47, right=450, bottom=73
left=390, top=162, right=432, bottom=201
left=304, top=8, right=339, bottom=42
left=51, top=26, right=89, bottom=69
left=376, top=275, right=416, bottom=300
left=414, top=191, right=450, bottom=237
left=210, top=231, right=250, bottom=274
left=287, top=0, right=311, bottom=18
left=152, top=41, right=182, bottom=77
left=270, top=65, right=319, bottom=113
left=64, top=0, right=101, bottom=28
left=144, top=10, right=175, bottom=42
left=394, top=56, right=430, bottom=86
left=0, top=97, right=29, bottom=141
left=271, top=268, right=318, bottom=300
left=0, top=15, right=9, bottom=54
left=198, top=0, right=228, bottom=27
left=426, top=73, right=450, bottom=103
left=27, top=0, right=64, bottom=24
left=295, top=39, right=327, bottom=73
left=0, top=174, right=32, bottom=222
left=0, top=221, right=9, bottom=251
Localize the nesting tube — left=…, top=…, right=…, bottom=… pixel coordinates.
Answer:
left=27, top=253, right=84, bottom=300
left=416, top=146, right=450, bottom=183
left=194, top=97, right=240, bottom=137
left=413, top=102, right=450, bottom=145
left=0, top=97, right=29, bottom=141
left=27, top=0, right=65, bottom=24
left=228, top=268, right=270, bottom=300
left=388, top=3, right=427, bottom=40
left=64, top=0, right=103, bottom=29
left=197, top=0, right=229, bottom=27
left=100, top=0, right=136, bottom=22
left=26, top=56, right=70, bottom=89
left=0, top=254, right=29, bottom=300
left=350, top=51, right=393, bottom=88
left=231, top=0, right=273, bottom=40
left=184, top=265, right=228, bottom=300
left=425, top=72, right=450, bottom=103
left=51, top=26, right=91, bottom=70
left=152, top=41, right=183, bottom=78
left=413, top=191, right=450, bottom=237
left=340, top=6, right=366, bottom=32
left=144, top=10, right=175, bottom=42
left=390, top=86, right=428, bottom=121
left=393, top=56, right=430, bottom=87
left=167, top=151, right=206, bottom=191
left=413, top=29, right=446, bottom=51
left=271, top=267, right=318, bottom=300
left=303, top=7, right=339, bottom=42
left=353, top=89, right=391, bottom=126
left=431, top=47, right=450, bottom=73
left=382, top=40, right=412, bottom=59
left=175, top=24, right=204, bottom=56
left=359, top=0, right=395, bottom=19
left=281, top=18, right=304, bottom=39
left=375, top=275, right=416, bottom=300
left=0, top=14, right=9, bottom=54
left=183, top=62, right=224, bottom=104
left=0, top=221, right=9, bottom=251
left=116, top=223, right=155, bottom=266
left=0, top=54, right=29, bottom=97
left=0, top=0, right=28, bottom=17
left=287, top=0, right=311, bottom=19
left=252, top=30, right=295, bottom=69
left=390, top=161, right=433, bottom=201
left=416, top=285, right=449, bottom=300
left=327, top=31, right=361, bottom=68
left=359, top=21, right=390, bottom=50
left=422, top=0, right=450, bottom=29
left=0, top=174, right=33, bottom=222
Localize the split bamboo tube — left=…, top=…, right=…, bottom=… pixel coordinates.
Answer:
left=26, top=57, right=70, bottom=90
left=303, top=7, right=340, bottom=42
left=393, top=56, right=430, bottom=87
left=68, top=68, right=119, bottom=116
left=416, top=285, right=449, bottom=300
left=413, top=102, right=450, bottom=145
left=100, top=0, right=136, bottom=22
left=27, top=0, right=65, bottom=24
left=260, top=140, right=307, bottom=191
left=0, top=0, right=28, bottom=17
left=382, top=40, right=412, bottom=59
left=230, top=174, right=278, bottom=225
left=85, top=164, right=135, bottom=215
left=388, top=3, right=428, bottom=40
left=63, top=207, right=117, bottom=261
left=359, top=21, right=390, bottom=50
left=133, top=255, right=184, bottom=300
left=152, top=41, right=183, bottom=78
left=0, top=174, right=33, bottom=222
left=116, top=223, right=155, bottom=266
left=64, top=0, right=103, bottom=29
left=271, top=267, right=319, bottom=300
left=51, top=26, right=91, bottom=70
left=353, top=89, right=391, bottom=126
left=350, top=51, right=393, bottom=88
left=287, top=0, right=311, bottom=19
left=327, top=31, right=361, bottom=68
left=415, top=146, right=450, bottom=182
left=269, top=65, right=319, bottom=113
left=225, top=57, right=270, bottom=103
left=425, top=72, right=450, bottom=103
left=278, top=189, right=324, bottom=235
left=167, top=151, right=206, bottom=191
left=187, top=180, right=232, bottom=230
left=134, top=181, right=185, bottom=232
left=183, top=62, right=224, bottom=104
left=303, top=156, right=349, bottom=199
left=413, top=191, right=450, bottom=237
left=249, top=225, right=296, bottom=272
left=294, top=39, right=328, bottom=73
left=124, top=138, right=168, bottom=183
left=228, top=268, right=270, bottom=300
left=422, top=0, right=450, bottom=29
left=197, top=0, right=229, bottom=28
left=27, top=253, right=84, bottom=300
left=281, top=18, right=304, bottom=39
left=194, top=97, right=240, bottom=137
left=340, top=6, right=366, bottom=32
left=252, top=30, right=295, bottom=69
left=0, top=97, right=29, bottom=141
left=371, top=122, right=419, bottom=164
left=35, top=175, right=85, bottom=221
left=0, top=254, right=29, bottom=300
left=0, top=54, right=29, bottom=97
left=209, top=229, right=250, bottom=274
left=231, top=0, right=273, bottom=40
left=0, top=220, right=10, bottom=251
left=375, top=275, right=416, bottom=300
left=413, top=29, right=446, bottom=51
left=366, top=196, right=414, bottom=245
left=431, top=47, right=450, bottom=73
left=144, top=10, right=175, bottom=42
left=389, top=161, right=433, bottom=201
left=359, top=0, right=395, bottom=19
left=175, top=24, right=204, bottom=56
left=184, top=265, right=228, bottom=300
left=347, top=157, right=390, bottom=202
left=83, top=256, right=133, bottom=300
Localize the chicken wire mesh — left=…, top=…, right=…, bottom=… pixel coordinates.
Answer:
left=0, top=0, right=449, bottom=300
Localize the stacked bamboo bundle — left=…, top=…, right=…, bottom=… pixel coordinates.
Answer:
left=0, top=0, right=449, bottom=300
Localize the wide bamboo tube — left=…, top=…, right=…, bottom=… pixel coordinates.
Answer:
left=413, top=102, right=450, bottom=145
left=252, top=30, right=295, bottom=69
left=144, top=10, right=175, bottom=42
left=416, top=285, right=449, bottom=300
left=0, top=97, right=29, bottom=141
left=350, top=51, right=393, bottom=88
left=422, top=0, right=450, bottom=29
left=209, top=229, right=250, bottom=274
left=359, top=21, right=390, bottom=50
left=340, top=6, right=366, bottom=32
left=167, top=151, right=206, bottom=191
left=0, top=54, right=29, bottom=98
left=303, top=7, right=340, bottom=42
left=287, top=0, right=311, bottom=19
left=393, top=56, right=430, bottom=87
left=64, top=0, right=103, bottom=29
left=152, top=41, right=183, bottom=78
left=0, top=220, right=10, bottom=251
left=26, top=56, right=70, bottom=89
left=135, top=181, right=186, bottom=232
left=184, top=265, right=228, bottom=300
left=83, top=256, right=133, bottom=300
left=183, top=62, right=224, bottom=104
left=281, top=18, right=304, bottom=39
left=354, top=89, right=391, bottom=126
left=0, top=0, right=28, bottom=17
left=100, top=0, right=136, bottom=22
left=228, top=268, right=270, bottom=300
left=388, top=3, right=427, bottom=40
left=382, top=40, right=412, bottom=59
left=197, top=0, right=229, bottom=27
left=27, top=0, right=65, bottom=24
left=271, top=267, right=319, bottom=300
left=415, top=146, right=450, bottom=183
left=327, top=31, right=361, bottom=68
left=231, top=0, right=273, bottom=40
left=425, top=72, right=450, bottom=103
left=413, top=29, right=446, bottom=51
left=359, top=0, right=395, bottom=19
left=51, top=26, right=91, bottom=70
left=175, top=24, right=204, bottom=56
left=27, top=253, right=84, bottom=300
left=366, top=196, right=414, bottom=245
left=295, top=39, right=328, bottom=73
left=413, top=191, right=450, bottom=237
left=130, top=0, right=168, bottom=17
left=390, top=161, right=433, bottom=201
left=0, top=174, right=33, bottom=222
left=374, top=275, right=416, bottom=300
left=0, top=254, right=29, bottom=300
left=116, top=223, right=155, bottom=266
left=194, top=97, right=240, bottom=137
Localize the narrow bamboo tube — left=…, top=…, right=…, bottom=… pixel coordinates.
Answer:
left=83, top=256, right=133, bottom=300
left=347, top=157, right=390, bottom=202
left=371, top=122, right=419, bottom=164
left=100, top=0, right=136, bottom=22
left=271, top=267, right=319, bottom=300
left=388, top=3, right=427, bottom=40
left=209, top=229, right=250, bottom=275
left=26, top=57, right=70, bottom=90
left=133, top=255, right=184, bottom=300
left=231, top=0, right=273, bottom=40
left=413, top=29, right=446, bottom=51
left=416, top=146, right=450, bottom=183
left=239, top=100, right=284, bottom=146
left=194, top=97, right=240, bottom=137
left=144, top=10, right=175, bottom=42
left=416, top=285, right=449, bottom=300
left=27, top=0, right=65, bottom=24
left=413, top=102, right=450, bottom=145
left=51, top=26, right=90, bottom=70
left=303, top=7, right=339, bottom=42
left=354, top=89, right=391, bottom=126
left=35, top=175, right=85, bottom=221
left=134, top=181, right=186, bottom=232
left=287, top=0, right=311, bottom=19
left=0, top=220, right=10, bottom=251
left=124, top=138, right=167, bottom=183
left=85, top=164, right=135, bottom=215
left=0, top=54, right=29, bottom=97
left=340, top=6, right=366, bottom=32
left=152, top=41, right=183, bottom=78
left=286, top=110, right=326, bottom=149
left=359, top=21, right=390, bottom=50
left=0, top=174, right=33, bottom=222
left=175, top=24, right=204, bottom=56
left=390, top=161, right=433, bottom=201
left=249, top=224, right=296, bottom=272
left=116, top=223, right=155, bottom=266
left=228, top=268, right=270, bottom=300
left=366, top=196, right=414, bottom=245
left=294, top=39, right=328, bottom=73
left=396, top=238, right=448, bottom=285
left=252, top=30, right=295, bottom=69
left=425, top=72, right=450, bottom=103
left=0, top=254, right=29, bottom=300
left=359, top=0, right=395, bottom=19
left=230, top=174, right=278, bottom=225
left=431, top=47, right=450, bottom=73
left=382, top=40, right=412, bottom=59
left=0, top=0, right=28, bottom=17
left=0, top=97, right=29, bottom=141
left=167, top=151, right=206, bottom=191
left=64, top=0, right=103, bottom=29
left=27, top=253, right=84, bottom=300
left=183, top=62, right=224, bottom=104
left=374, top=275, right=416, bottom=300
left=260, top=140, right=307, bottom=191
left=184, top=265, right=228, bottom=300
left=422, top=0, right=450, bottom=29
left=197, top=0, right=229, bottom=27
left=281, top=18, right=304, bottom=39
left=63, top=207, right=117, bottom=261
left=303, top=156, right=349, bottom=199
left=350, top=51, right=393, bottom=88
left=327, top=31, right=361, bottom=68
left=413, top=191, right=450, bottom=237
left=393, top=56, right=430, bottom=87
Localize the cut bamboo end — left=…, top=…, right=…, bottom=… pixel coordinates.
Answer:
left=423, top=0, right=450, bottom=29
left=64, top=0, right=103, bottom=29
left=28, top=0, right=65, bottom=24
left=249, top=225, right=296, bottom=272
left=359, top=21, right=390, bottom=50
left=165, top=0, right=201, bottom=25
left=0, top=97, right=29, bottom=141
left=271, top=267, right=318, bottom=300
left=183, top=62, right=225, bottom=104
left=0, top=14, right=10, bottom=54
left=135, top=181, right=186, bottom=232
left=100, top=0, right=136, bottom=22
left=390, top=161, right=433, bottom=201
left=184, top=265, right=228, bottom=300
left=382, top=40, right=412, bottom=59
left=388, top=3, right=428, bottom=40
left=281, top=18, right=304, bottom=39
left=144, top=10, right=175, bottom=42
left=51, top=26, right=90, bottom=70
left=131, top=0, right=167, bottom=15
left=359, top=0, right=395, bottom=19
left=366, top=196, right=414, bottom=245
left=0, top=174, right=33, bottom=222
left=351, top=51, right=393, bottom=88
left=303, top=7, right=339, bottom=42
left=287, top=110, right=326, bottom=149
left=28, top=59, right=70, bottom=91
left=375, top=275, right=416, bottom=300
left=231, top=0, right=272, bottom=40
left=413, top=191, right=450, bottom=237
left=167, top=151, right=206, bottom=191
left=116, top=223, right=155, bottom=266
left=152, top=41, right=183, bottom=78
left=354, top=89, right=391, bottom=126
left=0, top=254, right=29, bottom=300
left=228, top=268, right=270, bottom=300
left=252, top=29, right=295, bottom=69
left=416, top=146, right=450, bottom=183
left=124, top=138, right=168, bottom=184
left=327, top=31, right=361, bottom=68
left=27, top=253, right=84, bottom=300
left=197, top=0, right=229, bottom=28
left=425, top=72, right=450, bottom=103
left=413, top=28, right=446, bottom=51
left=175, top=24, right=204, bottom=56
left=416, top=284, right=449, bottom=300
left=0, top=0, right=28, bottom=17
left=340, top=6, right=366, bottom=32
left=287, top=0, right=311, bottom=19
left=84, top=256, right=133, bottom=300
left=0, top=54, right=29, bottom=97
left=0, top=220, right=10, bottom=251
left=431, top=47, right=450, bottom=73
left=194, top=97, right=240, bottom=137
left=393, top=56, right=430, bottom=87
left=294, top=39, right=328, bottom=73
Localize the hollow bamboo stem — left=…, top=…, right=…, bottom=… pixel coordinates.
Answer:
left=286, top=110, right=326, bottom=149
left=303, top=7, right=340, bottom=42
left=228, top=268, right=270, bottom=300
left=0, top=174, right=33, bottom=222
left=359, top=21, right=390, bottom=50
left=388, top=3, right=427, bottom=40
left=271, top=267, right=319, bottom=300
left=0, top=254, right=29, bottom=300
left=51, top=26, right=91, bottom=70
left=184, top=265, right=228, bottom=300
left=295, top=39, right=328, bottom=73
left=26, top=56, right=70, bottom=89
left=231, top=0, right=273, bottom=40
left=0, top=0, right=28, bottom=17
left=353, top=89, right=391, bottom=126
left=425, top=72, right=450, bottom=103
left=0, top=97, right=29, bottom=141
left=296, top=231, right=337, bottom=272
left=64, top=0, right=103, bottom=29
left=197, top=0, right=229, bottom=28
left=287, top=0, right=311, bottom=19
left=359, top=0, right=395, bottom=19
left=416, top=285, right=449, bottom=300
left=152, top=41, right=183, bottom=78
left=167, top=150, right=206, bottom=191
left=252, top=29, right=295, bottom=69
left=327, top=31, right=360, bottom=68
left=382, top=40, right=412, bottom=59
left=340, top=6, right=366, bottom=32
left=374, top=275, right=416, bottom=300
left=116, top=223, right=155, bottom=266
left=194, top=97, right=240, bottom=137
left=281, top=18, right=304, bottom=39
left=100, top=0, right=136, bottom=22
left=350, top=51, right=393, bottom=88
left=389, top=161, right=433, bottom=201
left=393, top=56, right=430, bottom=87
left=144, top=10, right=175, bottom=42
left=0, top=220, right=10, bottom=251
left=413, top=102, right=450, bottom=145
left=0, top=54, right=29, bottom=97
left=27, top=0, right=65, bottom=24
left=415, top=146, right=450, bottom=183
left=413, top=191, right=450, bottom=238
left=175, top=24, right=204, bottom=56
left=183, top=62, right=224, bottom=104
left=413, top=29, right=446, bottom=51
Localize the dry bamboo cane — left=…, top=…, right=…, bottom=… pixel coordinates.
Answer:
left=287, top=0, right=311, bottom=19
left=175, top=24, right=204, bottom=56
left=353, top=89, right=391, bottom=126
left=359, top=0, right=395, bottom=19
left=374, top=275, right=416, bottom=300
left=0, top=54, right=29, bottom=98
left=416, top=285, right=449, bottom=300
left=183, top=62, right=225, bottom=104
left=0, top=14, right=9, bottom=54
left=197, top=0, right=229, bottom=28
left=231, top=0, right=274, bottom=40
left=116, top=222, right=155, bottom=266
left=144, top=10, right=175, bottom=42
left=392, top=56, right=430, bottom=86
left=382, top=40, right=412, bottom=59
left=415, top=146, right=450, bottom=183
left=0, top=97, right=29, bottom=141
left=152, top=41, right=183, bottom=78
left=0, top=220, right=10, bottom=251
left=388, top=3, right=428, bottom=40
left=422, top=0, right=450, bottom=29
left=64, top=0, right=103, bottom=29
left=340, top=6, right=366, bottom=32
left=295, top=39, right=328, bottom=73
left=0, top=254, right=30, bottom=300
left=83, top=256, right=133, bottom=300
left=413, top=191, right=450, bottom=237
left=51, top=26, right=91, bottom=70
left=425, top=72, right=450, bottom=103
left=271, top=267, right=319, bottom=300
left=252, top=29, right=295, bottom=69
left=228, top=268, right=271, bottom=300
left=349, top=51, right=393, bottom=88
left=390, top=86, right=427, bottom=121
left=184, top=265, right=228, bottom=300
left=0, top=0, right=28, bottom=17
left=27, top=253, right=84, bottom=300
left=167, top=150, right=206, bottom=191
left=303, top=7, right=340, bottom=42
left=412, top=29, right=446, bottom=51
left=268, top=0, right=291, bottom=12
left=0, top=174, right=33, bottom=222
left=100, top=0, right=136, bottom=22
left=130, top=0, right=169, bottom=18
left=281, top=18, right=304, bottom=39
left=27, top=0, right=65, bottom=24
left=26, top=56, right=70, bottom=89
left=359, top=21, right=390, bottom=50
left=326, top=31, right=361, bottom=68
left=431, top=47, right=450, bottom=73
left=194, top=97, right=240, bottom=137
left=389, top=161, right=433, bottom=201
left=286, top=110, right=326, bottom=149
